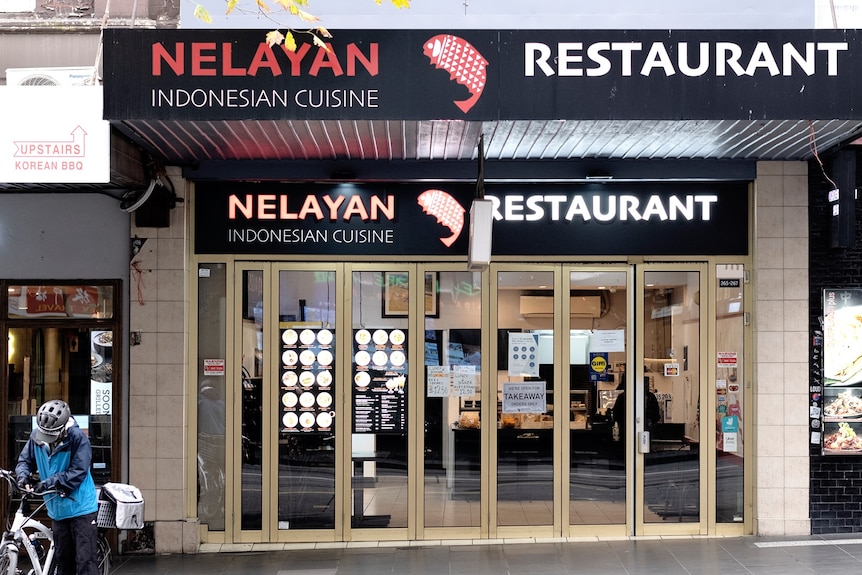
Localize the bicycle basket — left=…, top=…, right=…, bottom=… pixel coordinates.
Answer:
left=96, top=500, right=116, bottom=529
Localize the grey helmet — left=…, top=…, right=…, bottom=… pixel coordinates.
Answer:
left=35, top=399, right=70, bottom=443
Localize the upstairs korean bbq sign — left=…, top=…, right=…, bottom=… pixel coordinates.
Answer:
left=103, top=28, right=862, bottom=122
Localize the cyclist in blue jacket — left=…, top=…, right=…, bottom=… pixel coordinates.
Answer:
left=16, top=399, right=99, bottom=575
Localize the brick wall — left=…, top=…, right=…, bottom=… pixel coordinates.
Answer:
left=808, top=151, right=862, bottom=533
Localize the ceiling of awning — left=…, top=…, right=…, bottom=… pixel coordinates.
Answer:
left=109, top=117, right=862, bottom=179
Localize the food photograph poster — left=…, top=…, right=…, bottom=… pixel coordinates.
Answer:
left=822, top=289, right=862, bottom=455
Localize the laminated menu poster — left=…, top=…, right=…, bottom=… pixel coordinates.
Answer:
left=352, top=328, right=407, bottom=434
left=280, top=327, right=335, bottom=433
left=824, top=289, right=862, bottom=386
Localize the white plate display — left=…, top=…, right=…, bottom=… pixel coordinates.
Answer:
left=317, top=370, right=332, bottom=386
left=316, top=412, right=333, bottom=428
left=282, top=329, right=298, bottom=345
left=282, top=392, right=298, bottom=408
left=354, top=350, right=371, bottom=366
left=372, top=350, right=389, bottom=367
left=299, top=371, right=315, bottom=387
left=355, top=329, right=371, bottom=345
left=92, top=331, right=113, bottom=347
left=281, top=371, right=298, bottom=387
left=299, top=350, right=316, bottom=366
left=299, top=329, right=316, bottom=345
left=299, top=412, right=316, bottom=428
left=283, top=412, right=298, bottom=428
left=389, top=329, right=405, bottom=346
left=282, top=350, right=298, bottom=366
left=354, top=372, right=371, bottom=387
left=299, top=392, right=316, bottom=408
left=317, top=391, right=333, bottom=408
left=390, top=350, right=406, bottom=366
left=91, top=353, right=103, bottom=368
left=372, top=329, right=389, bottom=346
left=317, top=329, right=333, bottom=345
left=317, top=350, right=333, bottom=366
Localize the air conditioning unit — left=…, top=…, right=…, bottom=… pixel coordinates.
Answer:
left=520, top=295, right=602, bottom=318
left=5, top=66, right=97, bottom=86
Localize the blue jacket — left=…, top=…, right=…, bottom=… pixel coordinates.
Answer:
left=15, top=418, right=99, bottom=521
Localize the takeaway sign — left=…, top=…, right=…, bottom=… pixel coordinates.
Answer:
left=0, top=86, right=110, bottom=184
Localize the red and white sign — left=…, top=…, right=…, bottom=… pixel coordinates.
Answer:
left=204, top=359, right=225, bottom=376
left=0, top=86, right=110, bottom=183
left=717, top=351, right=738, bottom=368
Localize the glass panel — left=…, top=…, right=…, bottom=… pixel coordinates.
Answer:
left=642, top=271, right=700, bottom=524
left=197, top=264, right=227, bottom=531
left=7, top=284, right=114, bottom=319
left=350, top=270, right=409, bottom=529
left=569, top=271, right=627, bottom=525
left=496, top=270, right=554, bottom=527
left=424, top=271, right=482, bottom=528
left=240, top=270, right=263, bottom=530
left=715, top=265, right=745, bottom=523
left=277, top=270, right=336, bottom=530
left=7, top=326, right=112, bottom=482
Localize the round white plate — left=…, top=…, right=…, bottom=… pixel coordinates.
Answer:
left=283, top=412, right=298, bottom=428
left=354, top=372, right=371, bottom=387
left=317, top=370, right=332, bottom=387
left=92, top=331, right=113, bottom=347
left=389, top=329, right=405, bottom=346
left=317, top=329, right=333, bottom=346
left=354, top=351, right=371, bottom=366
left=372, top=350, right=389, bottom=367
left=317, top=391, right=333, bottom=408
left=282, top=350, right=298, bottom=366
left=299, top=412, right=315, bottom=428
left=282, top=329, right=298, bottom=346
left=316, top=412, right=333, bottom=428
left=299, top=329, right=316, bottom=345
left=299, top=392, right=315, bottom=408
left=91, top=353, right=103, bottom=368
left=282, top=392, right=298, bottom=408
left=372, top=329, right=389, bottom=346
left=281, top=371, right=298, bottom=387
left=317, top=350, right=333, bottom=366
left=299, top=371, right=315, bottom=387
left=390, top=350, right=406, bottom=366
left=299, top=349, right=316, bottom=366
left=355, top=329, right=371, bottom=345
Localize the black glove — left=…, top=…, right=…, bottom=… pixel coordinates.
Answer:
left=16, top=476, right=30, bottom=491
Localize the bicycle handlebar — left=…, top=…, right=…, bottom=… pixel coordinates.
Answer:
left=0, top=468, right=61, bottom=498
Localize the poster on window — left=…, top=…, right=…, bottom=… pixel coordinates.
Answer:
left=279, top=327, right=335, bottom=433
left=821, top=289, right=862, bottom=455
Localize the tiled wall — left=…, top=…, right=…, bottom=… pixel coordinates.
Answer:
left=128, top=168, right=196, bottom=553
left=754, top=161, right=811, bottom=535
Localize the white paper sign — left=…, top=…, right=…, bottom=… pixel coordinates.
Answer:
left=723, top=432, right=738, bottom=452
left=590, top=330, right=625, bottom=352
left=453, top=365, right=477, bottom=397
left=508, top=333, right=539, bottom=377
left=426, top=366, right=450, bottom=397
left=502, top=381, right=546, bottom=413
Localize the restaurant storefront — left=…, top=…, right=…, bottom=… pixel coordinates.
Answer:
left=100, top=26, right=857, bottom=548
left=187, top=180, right=752, bottom=542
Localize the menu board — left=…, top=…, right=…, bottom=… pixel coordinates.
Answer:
left=822, top=289, right=862, bottom=455
left=352, top=328, right=407, bottom=434
left=280, top=327, right=335, bottom=433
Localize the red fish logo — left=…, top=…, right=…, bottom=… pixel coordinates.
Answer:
left=422, top=34, right=488, bottom=113
left=418, top=189, right=465, bottom=247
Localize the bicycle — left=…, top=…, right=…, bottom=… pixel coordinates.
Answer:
left=0, top=468, right=110, bottom=575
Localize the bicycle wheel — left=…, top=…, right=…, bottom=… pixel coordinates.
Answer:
left=0, top=542, right=19, bottom=575
left=96, top=533, right=111, bottom=575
